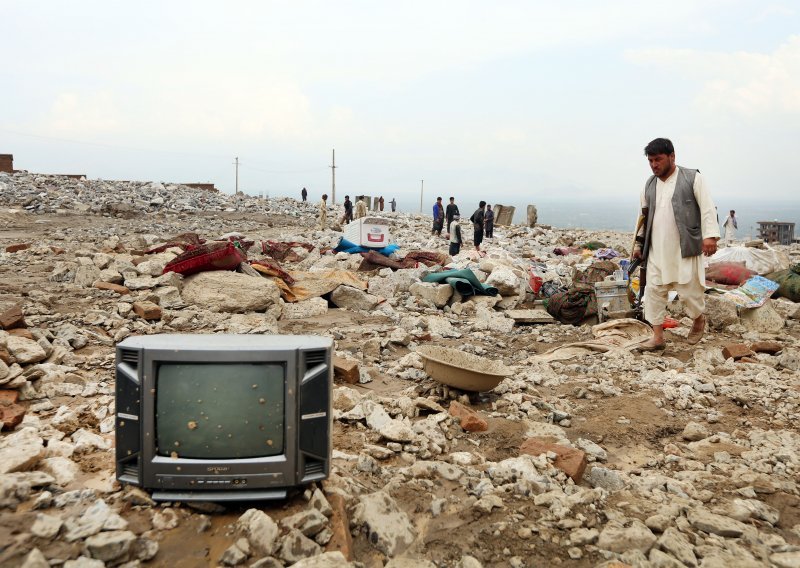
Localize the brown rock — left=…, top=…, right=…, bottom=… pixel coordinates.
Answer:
left=738, top=357, right=759, bottom=364
left=722, top=343, right=754, bottom=360
left=0, top=390, right=20, bottom=404
left=0, top=348, right=13, bottom=365
left=520, top=438, right=588, bottom=482
left=333, top=357, right=359, bottom=385
left=94, top=282, right=131, bottom=295
left=50, top=246, right=66, bottom=255
left=0, top=305, right=26, bottom=330
left=0, top=403, right=26, bottom=430
left=326, top=493, right=353, bottom=561
left=5, top=243, right=29, bottom=253
left=750, top=341, right=783, bottom=355
left=133, top=301, right=162, bottom=320
left=449, top=401, right=489, bottom=432
left=7, top=328, right=34, bottom=340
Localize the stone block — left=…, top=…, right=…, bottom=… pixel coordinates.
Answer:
left=0, top=402, right=26, bottom=430
left=5, top=243, right=30, bottom=253
left=333, top=357, right=359, bottom=385
left=449, top=401, right=488, bottom=432
left=7, top=328, right=34, bottom=340
left=519, top=438, right=587, bottom=482
left=0, top=390, right=20, bottom=404
left=722, top=343, right=754, bottom=360
left=330, top=285, right=380, bottom=311
left=326, top=494, right=353, bottom=561
left=409, top=282, right=453, bottom=308
left=132, top=301, right=162, bottom=321
left=0, top=305, right=26, bottom=330
left=740, top=301, right=784, bottom=333
left=750, top=341, right=783, bottom=354
left=704, top=295, right=739, bottom=330
left=93, top=282, right=131, bottom=295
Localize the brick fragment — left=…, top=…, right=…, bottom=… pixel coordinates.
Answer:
left=520, top=438, right=588, bottom=482
left=750, top=341, right=783, bottom=355
left=133, top=301, right=162, bottom=320
left=325, top=493, right=353, bottom=561
left=333, top=357, right=359, bottom=385
left=94, top=282, right=131, bottom=295
left=0, top=403, right=26, bottom=430
left=0, top=305, right=26, bottom=330
left=7, top=328, right=34, bottom=340
left=722, top=343, right=754, bottom=360
left=5, top=243, right=29, bottom=253
left=0, top=390, right=20, bottom=404
left=449, top=401, right=489, bottom=432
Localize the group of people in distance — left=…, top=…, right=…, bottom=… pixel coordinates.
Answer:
left=310, top=190, right=397, bottom=229
left=432, top=196, right=494, bottom=256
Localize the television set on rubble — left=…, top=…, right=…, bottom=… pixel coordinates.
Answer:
left=115, top=334, right=333, bottom=502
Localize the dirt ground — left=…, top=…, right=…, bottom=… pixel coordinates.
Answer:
left=1, top=210, right=798, bottom=567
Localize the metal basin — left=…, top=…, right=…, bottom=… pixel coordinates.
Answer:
left=416, top=345, right=512, bottom=392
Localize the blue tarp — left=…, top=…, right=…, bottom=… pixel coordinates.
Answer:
left=334, top=237, right=399, bottom=257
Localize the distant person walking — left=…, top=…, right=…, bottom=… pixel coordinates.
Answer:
left=633, top=138, right=719, bottom=351
left=318, top=194, right=328, bottom=229
left=432, top=197, right=444, bottom=236
left=445, top=197, right=460, bottom=236
left=484, top=204, right=495, bottom=238
left=449, top=214, right=463, bottom=256
left=301, top=187, right=308, bottom=202
left=723, top=210, right=738, bottom=245
left=470, top=201, right=486, bottom=253
left=355, top=197, right=367, bottom=219
left=342, top=195, right=353, bottom=224
left=390, top=198, right=396, bottom=212
left=379, top=196, right=385, bottom=211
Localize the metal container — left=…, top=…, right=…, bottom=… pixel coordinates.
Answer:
left=594, top=278, right=632, bottom=322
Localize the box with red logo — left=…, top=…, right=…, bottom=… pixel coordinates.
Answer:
left=343, top=217, right=391, bottom=248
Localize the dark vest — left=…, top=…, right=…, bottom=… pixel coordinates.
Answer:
left=643, top=167, right=702, bottom=262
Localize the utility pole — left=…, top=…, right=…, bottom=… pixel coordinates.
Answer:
left=419, top=179, right=424, bottom=213
left=330, top=149, right=336, bottom=204
left=233, top=157, right=239, bottom=195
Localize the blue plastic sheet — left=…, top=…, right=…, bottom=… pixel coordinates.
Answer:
left=334, top=237, right=399, bottom=257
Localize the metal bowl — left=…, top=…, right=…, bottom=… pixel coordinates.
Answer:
left=416, top=345, right=512, bottom=392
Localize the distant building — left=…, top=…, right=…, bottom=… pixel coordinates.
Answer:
left=182, top=183, right=218, bottom=192
left=0, top=154, right=13, bottom=173
left=758, top=221, right=795, bottom=245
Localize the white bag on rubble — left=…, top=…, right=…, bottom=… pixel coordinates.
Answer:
left=708, top=246, right=789, bottom=275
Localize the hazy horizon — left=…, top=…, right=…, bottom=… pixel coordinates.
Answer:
left=3, top=1, right=800, bottom=209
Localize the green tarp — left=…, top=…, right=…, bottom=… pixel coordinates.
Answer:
left=422, top=269, right=499, bottom=297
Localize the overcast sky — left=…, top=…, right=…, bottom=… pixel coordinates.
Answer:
left=3, top=1, right=799, bottom=209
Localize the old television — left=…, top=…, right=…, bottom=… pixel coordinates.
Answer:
left=115, top=334, right=333, bottom=501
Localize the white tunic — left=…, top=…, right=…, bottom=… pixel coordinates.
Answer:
left=639, top=168, right=719, bottom=286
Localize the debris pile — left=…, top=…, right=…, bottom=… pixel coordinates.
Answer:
left=0, top=170, right=799, bottom=567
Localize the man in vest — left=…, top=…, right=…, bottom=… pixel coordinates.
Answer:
left=633, top=138, right=719, bottom=351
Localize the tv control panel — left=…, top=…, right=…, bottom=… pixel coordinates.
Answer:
left=156, top=472, right=284, bottom=489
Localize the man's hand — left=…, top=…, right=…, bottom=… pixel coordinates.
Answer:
left=632, top=249, right=643, bottom=261
left=702, top=237, right=718, bottom=257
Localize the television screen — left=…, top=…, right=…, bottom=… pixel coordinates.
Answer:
left=155, top=363, right=285, bottom=459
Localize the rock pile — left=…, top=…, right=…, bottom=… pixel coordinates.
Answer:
left=0, top=171, right=799, bottom=567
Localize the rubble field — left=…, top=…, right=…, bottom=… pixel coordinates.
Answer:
left=0, top=172, right=799, bottom=568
